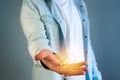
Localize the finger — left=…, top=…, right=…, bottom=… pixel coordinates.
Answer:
left=70, top=66, right=88, bottom=72
left=69, top=61, right=87, bottom=67
left=51, top=66, right=69, bottom=74
left=53, top=65, right=87, bottom=76
left=65, top=69, right=85, bottom=76
left=81, top=67, right=88, bottom=72
left=66, top=66, right=88, bottom=72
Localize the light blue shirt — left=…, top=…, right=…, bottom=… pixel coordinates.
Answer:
left=20, top=0, right=102, bottom=80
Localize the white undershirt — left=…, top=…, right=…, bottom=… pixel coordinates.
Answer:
left=54, top=0, right=85, bottom=80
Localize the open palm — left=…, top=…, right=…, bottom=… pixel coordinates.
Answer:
left=35, top=50, right=88, bottom=76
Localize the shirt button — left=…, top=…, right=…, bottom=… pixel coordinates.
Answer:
left=80, top=5, right=83, bottom=8
left=83, top=19, right=85, bottom=22
left=84, top=35, right=87, bottom=38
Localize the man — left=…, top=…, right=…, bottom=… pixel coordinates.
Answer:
left=20, top=0, right=102, bottom=80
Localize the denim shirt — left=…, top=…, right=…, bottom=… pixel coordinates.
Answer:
left=20, top=0, right=102, bottom=80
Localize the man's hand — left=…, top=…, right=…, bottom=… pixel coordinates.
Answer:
left=35, top=49, right=88, bottom=76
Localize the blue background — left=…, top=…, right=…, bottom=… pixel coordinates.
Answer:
left=0, top=0, right=120, bottom=80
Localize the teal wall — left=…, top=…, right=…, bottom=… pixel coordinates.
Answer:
left=86, top=0, right=120, bottom=80
left=0, top=0, right=120, bottom=80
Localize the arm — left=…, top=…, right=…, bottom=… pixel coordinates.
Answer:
left=20, top=0, right=53, bottom=66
